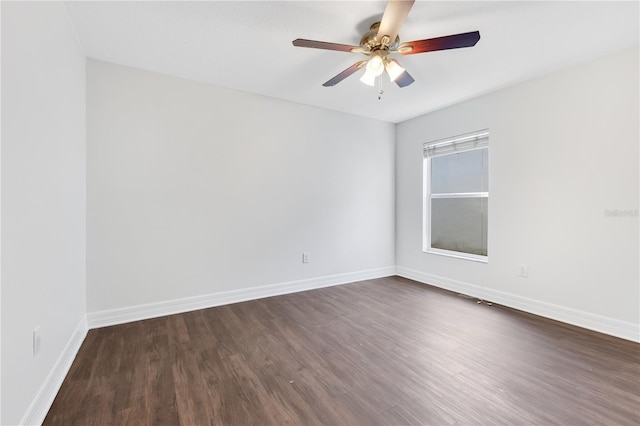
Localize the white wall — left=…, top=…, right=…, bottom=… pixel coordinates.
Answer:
left=396, top=46, right=639, bottom=340
left=1, top=2, right=87, bottom=425
left=86, top=59, right=395, bottom=316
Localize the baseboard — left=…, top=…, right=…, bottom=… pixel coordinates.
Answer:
left=396, top=266, right=487, bottom=300
left=87, top=266, right=396, bottom=329
left=15, top=266, right=638, bottom=426
left=396, top=266, right=640, bottom=343
left=20, top=316, right=88, bottom=426
left=482, top=286, right=640, bottom=343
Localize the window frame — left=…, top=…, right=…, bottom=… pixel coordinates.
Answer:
left=423, top=130, right=489, bottom=263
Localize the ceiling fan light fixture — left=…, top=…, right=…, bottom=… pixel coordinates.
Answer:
left=366, top=54, right=385, bottom=77
left=360, top=70, right=376, bottom=86
left=385, top=60, right=405, bottom=82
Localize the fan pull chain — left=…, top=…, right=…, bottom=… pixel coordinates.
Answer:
left=377, top=76, right=384, bottom=101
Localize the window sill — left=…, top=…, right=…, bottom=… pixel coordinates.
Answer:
left=423, top=248, right=488, bottom=263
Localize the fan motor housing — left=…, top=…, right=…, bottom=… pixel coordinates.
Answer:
left=360, top=22, right=400, bottom=51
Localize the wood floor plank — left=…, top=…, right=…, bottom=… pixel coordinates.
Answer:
left=44, top=276, right=640, bottom=425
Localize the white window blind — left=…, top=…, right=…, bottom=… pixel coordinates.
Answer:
left=424, top=130, right=489, bottom=158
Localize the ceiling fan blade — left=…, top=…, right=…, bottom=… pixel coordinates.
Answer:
left=293, top=39, right=360, bottom=53
left=377, top=0, right=415, bottom=46
left=394, top=70, right=415, bottom=88
left=399, top=31, right=480, bottom=55
left=322, top=61, right=367, bottom=87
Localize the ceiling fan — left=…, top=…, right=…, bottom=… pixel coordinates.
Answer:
left=292, top=0, right=480, bottom=88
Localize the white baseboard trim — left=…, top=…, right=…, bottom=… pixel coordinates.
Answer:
left=396, top=266, right=487, bottom=300
left=20, top=316, right=88, bottom=426
left=87, top=266, right=396, bottom=329
left=15, top=266, right=638, bottom=426
left=396, top=266, right=640, bottom=343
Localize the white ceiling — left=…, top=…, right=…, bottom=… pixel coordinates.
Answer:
left=64, top=1, right=639, bottom=123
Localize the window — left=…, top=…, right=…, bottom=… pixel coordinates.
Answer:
left=423, top=130, right=489, bottom=261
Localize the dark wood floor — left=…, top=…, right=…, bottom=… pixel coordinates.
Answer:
left=45, top=276, right=640, bottom=425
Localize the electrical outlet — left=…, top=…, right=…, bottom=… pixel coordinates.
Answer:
left=518, top=264, right=529, bottom=278
left=302, top=252, right=310, bottom=263
left=33, top=326, right=41, bottom=356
